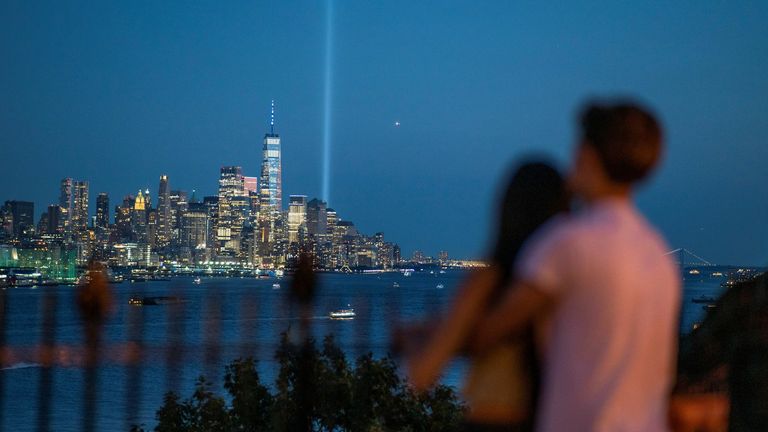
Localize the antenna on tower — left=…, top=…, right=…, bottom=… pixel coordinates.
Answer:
left=270, top=99, right=275, bottom=134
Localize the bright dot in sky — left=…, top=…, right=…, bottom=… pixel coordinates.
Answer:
left=394, top=121, right=400, bottom=127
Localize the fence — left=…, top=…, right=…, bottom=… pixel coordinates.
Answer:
left=0, top=256, right=450, bottom=431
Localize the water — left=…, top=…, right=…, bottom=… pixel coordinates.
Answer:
left=0, top=271, right=721, bottom=431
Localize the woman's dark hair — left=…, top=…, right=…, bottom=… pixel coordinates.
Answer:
left=491, top=161, right=569, bottom=287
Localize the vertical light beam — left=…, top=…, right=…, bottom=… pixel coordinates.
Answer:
left=321, top=0, right=334, bottom=204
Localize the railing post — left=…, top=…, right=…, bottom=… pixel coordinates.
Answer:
left=36, top=287, right=57, bottom=432
left=290, top=253, right=316, bottom=432
left=77, top=263, right=113, bottom=432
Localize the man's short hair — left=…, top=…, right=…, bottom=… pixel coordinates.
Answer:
left=579, top=101, right=663, bottom=184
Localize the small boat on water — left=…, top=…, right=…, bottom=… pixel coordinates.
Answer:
left=691, top=295, right=716, bottom=304
left=193, top=277, right=202, bottom=285
left=329, top=305, right=355, bottom=320
left=272, top=283, right=281, bottom=289
left=436, top=283, right=444, bottom=289
left=393, top=282, right=400, bottom=288
left=129, top=296, right=186, bottom=306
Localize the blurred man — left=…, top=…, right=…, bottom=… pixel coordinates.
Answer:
left=475, top=101, right=681, bottom=432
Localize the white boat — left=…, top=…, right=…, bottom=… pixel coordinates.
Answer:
left=193, top=277, right=202, bottom=284
left=393, top=282, right=400, bottom=288
left=329, top=305, right=355, bottom=320
left=436, top=283, right=444, bottom=289
left=272, top=283, right=281, bottom=289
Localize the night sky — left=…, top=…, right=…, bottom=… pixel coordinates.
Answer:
left=1, top=1, right=767, bottom=265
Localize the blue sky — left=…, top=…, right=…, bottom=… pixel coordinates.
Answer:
left=1, top=1, right=767, bottom=264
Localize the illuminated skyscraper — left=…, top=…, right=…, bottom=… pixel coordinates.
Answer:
left=95, top=193, right=109, bottom=229
left=307, top=198, right=328, bottom=236
left=72, top=181, right=89, bottom=235
left=168, top=190, right=188, bottom=248
left=216, top=166, right=248, bottom=260
left=156, top=175, right=171, bottom=248
left=59, top=178, right=73, bottom=238
left=46, top=204, right=65, bottom=235
left=243, top=176, right=258, bottom=194
left=4, top=201, right=34, bottom=240
left=115, top=195, right=134, bottom=242
left=258, top=100, right=284, bottom=265
left=132, top=190, right=147, bottom=244
left=287, top=195, right=307, bottom=244
left=72, top=181, right=90, bottom=262
left=260, top=100, right=282, bottom=213
left=182, top=202, right=209, bottom=263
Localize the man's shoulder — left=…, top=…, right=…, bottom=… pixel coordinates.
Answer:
left=517, top=214, right=591, bottom=267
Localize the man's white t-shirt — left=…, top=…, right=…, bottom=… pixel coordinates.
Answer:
left=516, top=199, right=681, bottom=432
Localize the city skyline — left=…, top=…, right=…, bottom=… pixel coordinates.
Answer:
left=1, top=2, right=767, bottom=264
left=0, top=98, right=431, bottom=272
left=0, top=99, right=453, bottom=269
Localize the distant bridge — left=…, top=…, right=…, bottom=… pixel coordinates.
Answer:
left=664, top=248, right=714, bottom=267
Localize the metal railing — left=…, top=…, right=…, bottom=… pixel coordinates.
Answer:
left=0, top=255, right=447, bottom=431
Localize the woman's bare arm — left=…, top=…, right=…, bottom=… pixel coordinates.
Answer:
left=471, top=282, right=553, bottom=355
left=407, top=267, right=500, bottom=391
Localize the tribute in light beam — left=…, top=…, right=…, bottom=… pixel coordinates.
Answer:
left=321, top=0, right=334, bottom=204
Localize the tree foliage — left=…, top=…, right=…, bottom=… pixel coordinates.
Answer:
left=145, top=334, right=464, bottom=431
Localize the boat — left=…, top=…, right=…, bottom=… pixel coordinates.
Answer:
left=436, top=283, right=444, bottom=289
left=128, top=296, right=186, bottom=306
left=272, top=283, right=281, bottom=289
left=393, top=282, right=400, bottom=288
left=128, top=297, right=144, bottom=306
left=329, top=305, right=355, bottom=320
left=193, top=277, right=202, bottom=284
left=702, top=304, right=716, bottom=312
left=691, top=295, right=716, bottom=304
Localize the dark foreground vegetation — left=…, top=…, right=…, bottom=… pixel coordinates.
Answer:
left=133, top=335, right=464, bottom=431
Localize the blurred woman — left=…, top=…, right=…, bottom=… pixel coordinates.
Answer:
left=407, top=161, right=568, bottom=431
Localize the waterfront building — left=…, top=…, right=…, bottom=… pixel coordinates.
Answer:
left=112, top=242, right=140, bottom=267
left=438, top=250, right=448, bottom=264
left=412, top=250, right=425, bottom=264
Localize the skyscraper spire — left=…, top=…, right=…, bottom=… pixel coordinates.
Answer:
left=270, top=99, right=275, bottom=134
